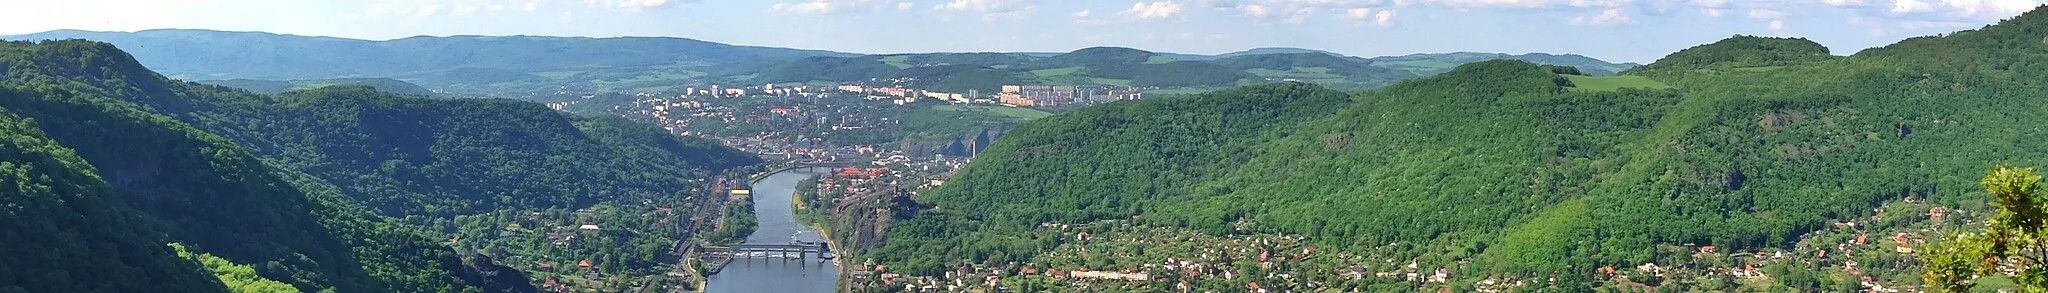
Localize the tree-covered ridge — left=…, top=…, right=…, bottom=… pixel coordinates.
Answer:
left=0, top=82, right=487, bottom=292
left=196, top=77, right=435, bottom=96
left=876, top=81, right=1353, bottom=273
left=1026, top=47, right=1164, bottom=68
left=0, top=107, right=229, bottom=293
left=1082, top=61, right=1247, bottom=87
left=1212, top=52, right=1422, bottom=87
left=1628, top=35, right=1837, bottom=73
left=1211, top=52, right=1374, bottom=74
left=893, top=52, right=1035, bottom=67
left=0, top=39, right=761, bottom=292
left=758, top=56, right=907, bottom=83
left=1368, top=52, right=1643, bottom=76
left=237, top=85, right=759, bottom=216
left=3, top=39, right=759, bottom=217
left=876, top=6, right=2048, bottom=290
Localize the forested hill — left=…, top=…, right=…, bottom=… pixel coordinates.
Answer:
left=0, top=106, right=233, bottom=293
left=876, top=6, right=2048, bottom=291
left=1, top=40, right=759, bottom=216
left=0, top=49, right=497, bottom=292
left=0, top=39, right=759, bottom=292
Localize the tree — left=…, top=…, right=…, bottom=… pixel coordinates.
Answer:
left=1924, top=165, right=2048, bottom=292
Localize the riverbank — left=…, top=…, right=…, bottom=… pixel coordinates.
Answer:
left=787, top=173, right=852, bottom=291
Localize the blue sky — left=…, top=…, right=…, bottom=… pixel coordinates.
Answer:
left=2, top=0, right=2043, bottom=63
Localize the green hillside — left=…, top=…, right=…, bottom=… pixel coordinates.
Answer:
left=0, top=39, right=759, bottom=292
left=1026, top=47, right=1160, bottom=68
left=0, top=63, right=485, bottom=292
left=0, top=106, right=230, bottom=293
left=872, top=6, right=2048, bottom=291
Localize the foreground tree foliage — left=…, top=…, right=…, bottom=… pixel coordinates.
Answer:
left=1925, top=165, right=2048, bottom=292
left=0, top=108, right=228, bottom=293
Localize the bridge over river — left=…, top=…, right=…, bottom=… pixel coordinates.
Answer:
left=704, top=242, right=833, bottom=260
left=704, top=169, right=841, bottom=293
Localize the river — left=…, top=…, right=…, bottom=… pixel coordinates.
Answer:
left=705, top=169, right=839, bottom=293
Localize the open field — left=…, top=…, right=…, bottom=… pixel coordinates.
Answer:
left=1562, top=75, right=1673, bottom=91
left=932, top=104, right=1055, bottom=120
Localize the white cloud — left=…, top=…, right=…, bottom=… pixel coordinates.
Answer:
left=1767, top=19, right=1784, bottom=30
left=1073, top=9, right=1109, bottom=24
left=365, top=0, right=689, bottom=19
left=1821, top=0, right=1863, bottom=6
left=770, top=0, right=915, bottom=14
left=1321, top=0, right=2023, bottom=29
left=933, top=0, right=1038, bottom=20
left=1240, top=4, right=1272, bottom=16
left=1745, top=8, right=1782, bottom=18
left=558, top=11, right=574, bottom=21
left=1123, top=1, right=1187, bottom=19
left=1407, top=0, right=1630, bottom=9
left=1345, top=7, right=1374, bottom=19
left=771, top=1, right=839, bottom=13
left=1342, top=7, right=1395, bottom=25
left=936, top=0, right=1038, bottom=18
left=1671, top=0, right=2047, bottom=27
left=583, top=0, right=671, bottom=10
left=1890, top=0, right=1933, bottom=13
left=1570, top=7, right=1629, bottom=24
left=418, top=4, right=442, bottom=17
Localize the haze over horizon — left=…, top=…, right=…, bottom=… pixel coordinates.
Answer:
left=4, top=0, right=2044, bottom=64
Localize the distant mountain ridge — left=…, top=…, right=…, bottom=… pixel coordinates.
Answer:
left=2, top=29, right=855, bottom=81
left=3, top=29, right=1640, bottom=92
left=1370, top=52, right=1645, bottom=75
left=746, top=46, right=1634, bottom=92
left=195, top=78, right=435, bottom=96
